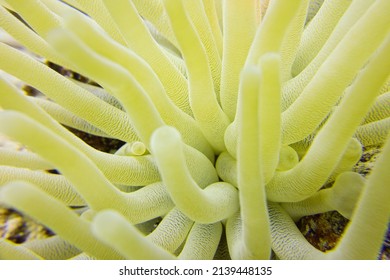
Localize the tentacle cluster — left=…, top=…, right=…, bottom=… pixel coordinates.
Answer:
left=0, top=0, right=389, bottom=260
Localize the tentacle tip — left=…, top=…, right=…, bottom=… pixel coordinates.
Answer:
left=150, top=125, right=182, bottom=152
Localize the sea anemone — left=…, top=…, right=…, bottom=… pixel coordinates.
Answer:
left=0, top=0, right=389, bottom=260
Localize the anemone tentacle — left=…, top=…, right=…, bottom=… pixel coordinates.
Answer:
left=0, top=0, right=389, bottom=260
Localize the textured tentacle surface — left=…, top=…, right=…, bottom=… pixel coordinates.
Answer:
left=0, top=0, right=389, bottom=260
